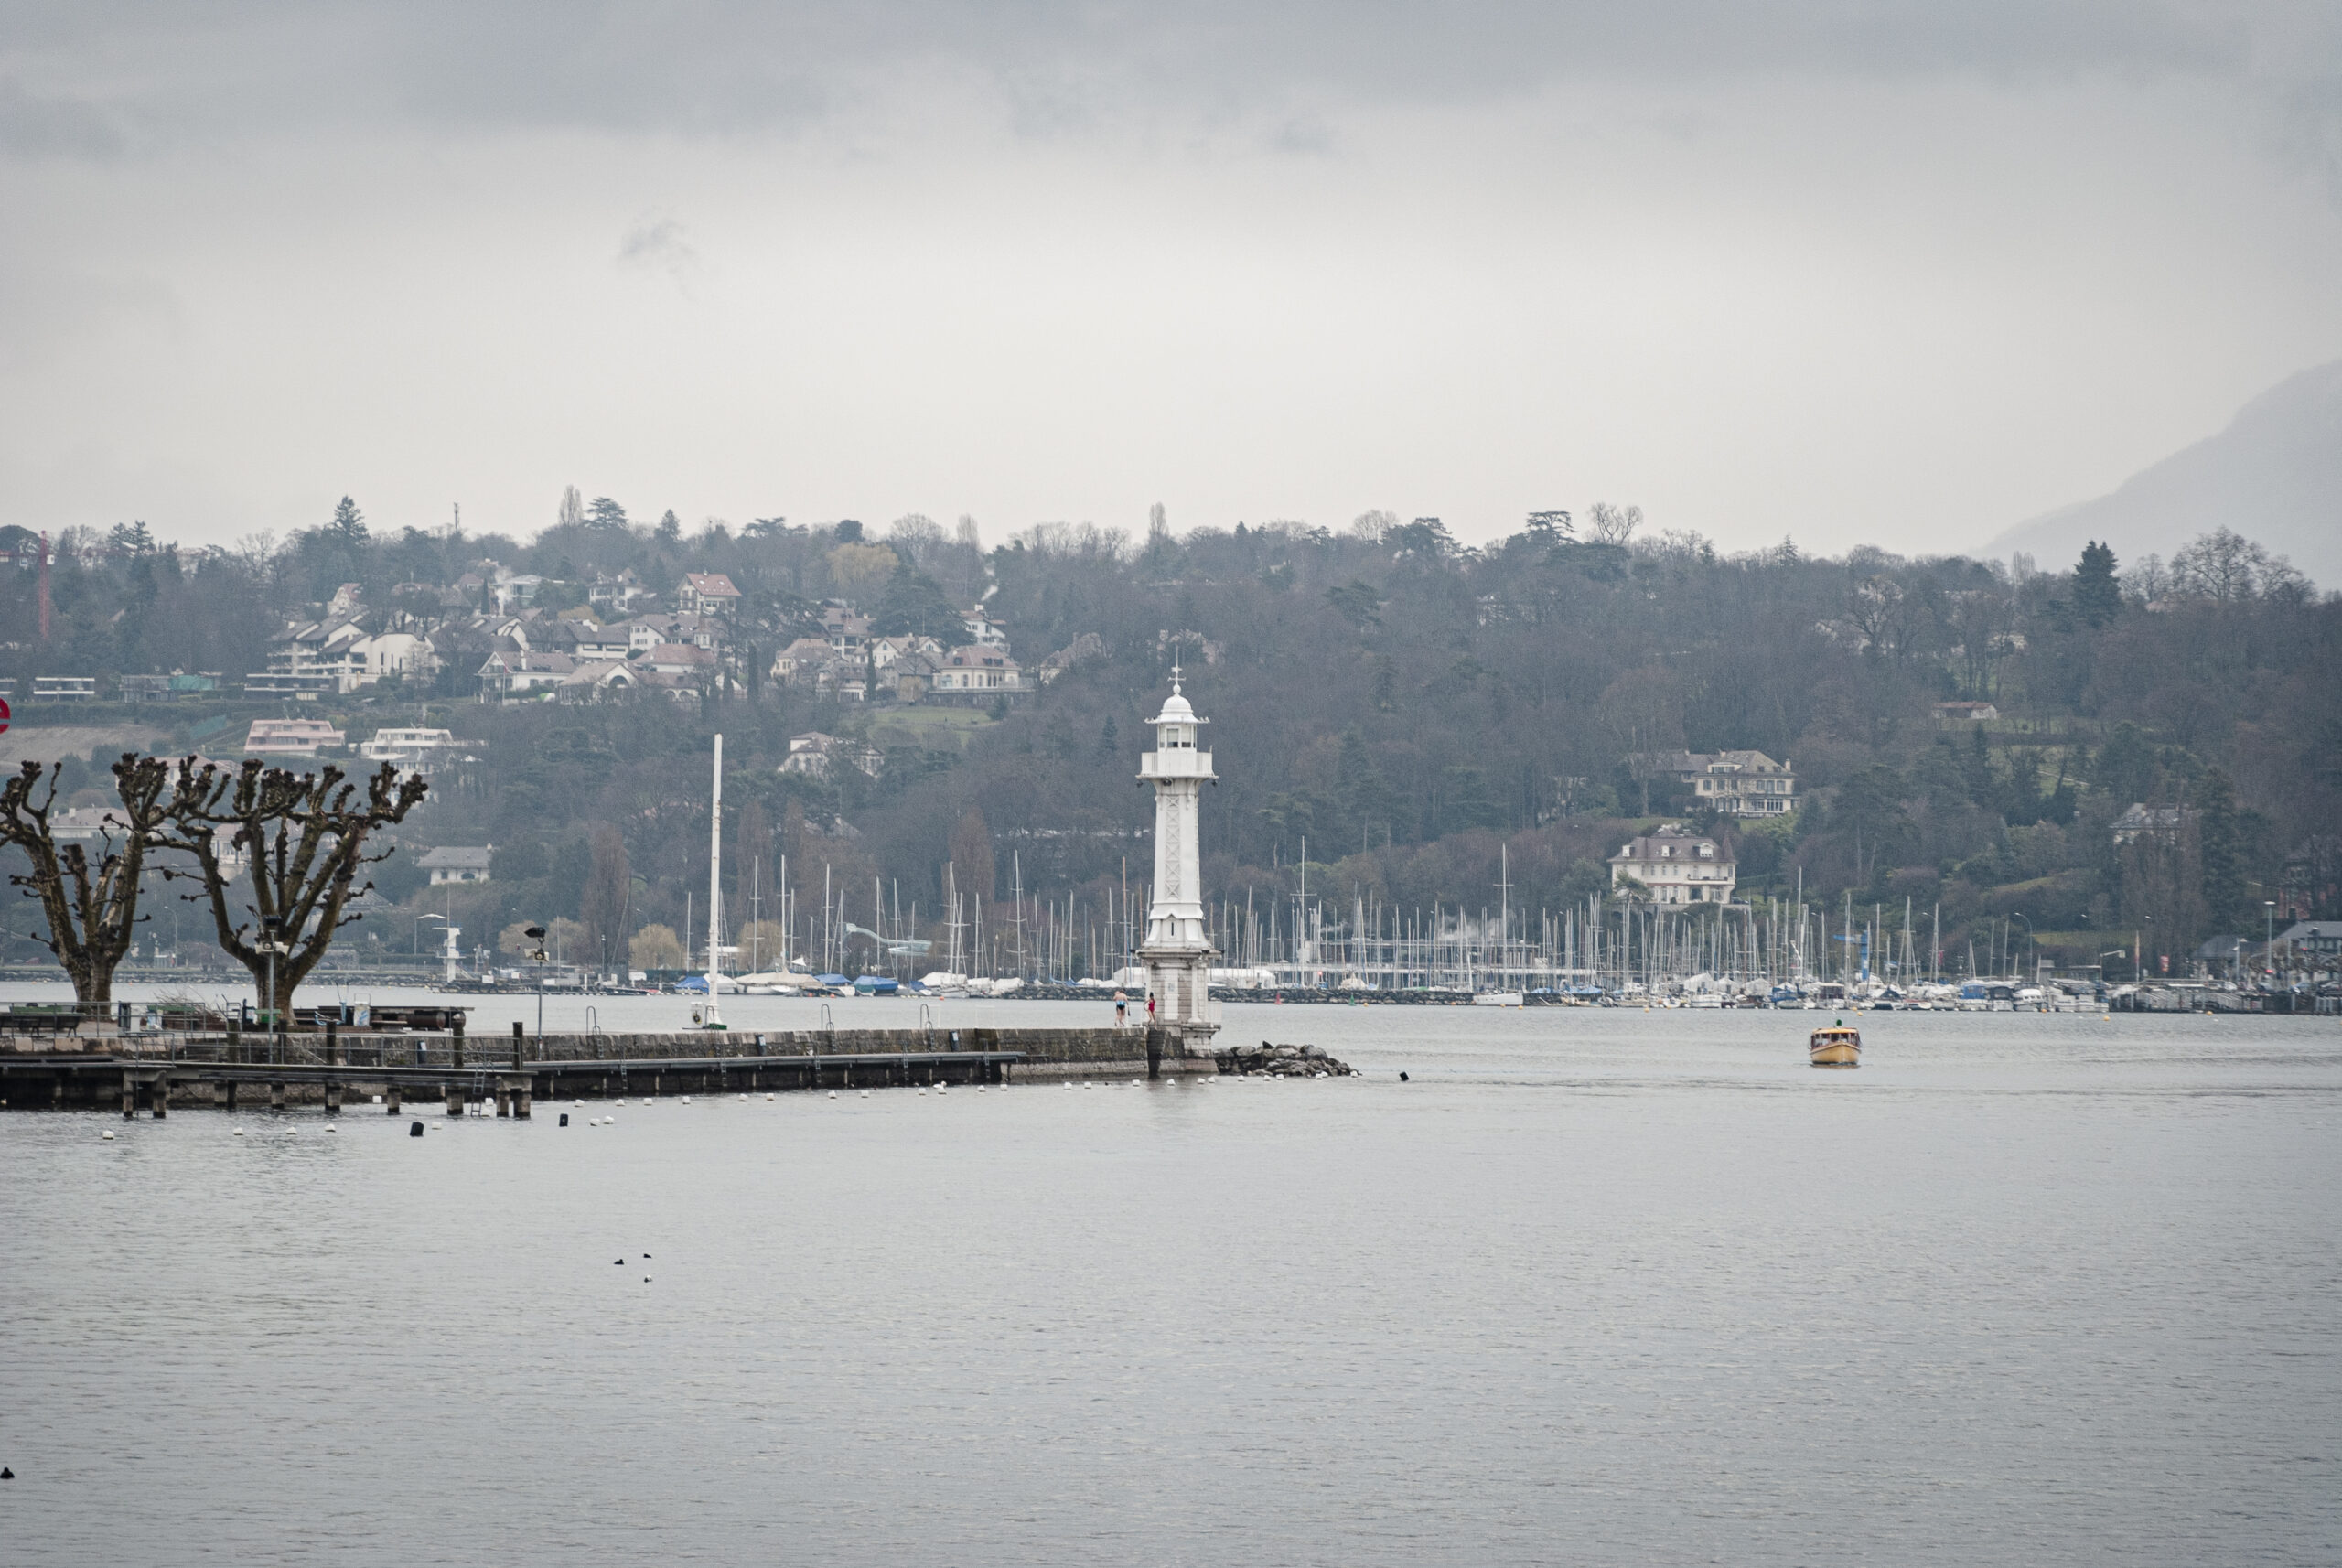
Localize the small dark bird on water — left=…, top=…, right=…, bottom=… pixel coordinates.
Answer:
left=643, top=1253, right=651, bottom=1259
left=3, top=1466, right=15, bottom=1478
left=614, top=1259, right=624, bottom=1265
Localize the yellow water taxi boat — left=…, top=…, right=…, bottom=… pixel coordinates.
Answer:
left=1809, top=1021, right=1861, bottom=1068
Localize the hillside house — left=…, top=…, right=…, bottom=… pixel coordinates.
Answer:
left=30, top=676, right=96, bottom=702
left=1609, top=827, right=1737, bottom=905
left=676, top=573, right=742, bottom=617
left=246, top=718, right=347, bottom=757
left=587, top=568, right=652, bottom=615
left=2112, top=803, right=2196, bottom=846
left=118, top=671, right=222, bottom=703
left=359, top=727, right=458, bottom=772
left=558, top=660, right=639, bottom=703
left=822, top=607, right=873, bottom=660
left=477, top=647, right=576, bottom=700
left=779, top=732, right=883, bottom=779
left=1637, top=750, right=1799, bottom=818
left=418, top=846, right=492, bottom=886
left=929, top=646, right=1024, bottom=703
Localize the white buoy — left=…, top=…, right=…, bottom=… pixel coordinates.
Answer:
left=682, top=1095, right=692, bottom=1104
left=371, top=1094, right=382, bottom=1104
left=575, top=1099, right=585, bottom=1106
left=325, top=1124, right=338, bottom=1132
left=918, top=1087, right=926, bottom=1095
left=828, top=1090, right=838, bottom=1100
left=233, top=1127, right=246, bottom=1135
left=605, top=1115, right=617, bottom=1124
left=860, top=1090, right=871, bottom=1099
left=616, top=1098, right=627, bottom=1105
left=737, top=1093, right=747, bottom=1101
left=765, top=1092, right=775, bottom=1101
left=1062, top=1083, right=1071, bottom=1091
left=101, top=1130, right=115, bottom=1140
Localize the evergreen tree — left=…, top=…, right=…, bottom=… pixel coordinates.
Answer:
left=1961, top=725, right=1998, bottom=810
left=2092, top=722, right=2158, bottom=804
left=1338, top=726, right=1396, bottom=842
left=2072, top=541, right=2122, bottom=627
left=328, top=496, right=368, bottom=544
left=870, top=564, right=960, bottom=639
left=2197, top=766, right=2245, bottom=929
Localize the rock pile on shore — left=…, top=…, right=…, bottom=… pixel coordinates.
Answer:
left=1214, top=1041, right=1354, bottom=1077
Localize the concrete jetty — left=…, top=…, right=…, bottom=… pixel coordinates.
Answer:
left=0, top=1024, right=1213, bottom=1114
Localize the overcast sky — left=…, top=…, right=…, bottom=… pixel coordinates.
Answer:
left=3, top=2, right=2338, bottom=557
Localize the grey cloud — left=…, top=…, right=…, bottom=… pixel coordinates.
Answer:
left=0, top=1, right=2317, bottom=146
left=618, top=217, right=697, bottom=274
left=0, top=77, right=124, bottom=157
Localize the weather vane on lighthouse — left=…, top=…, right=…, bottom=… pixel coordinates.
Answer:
left=1136, top=662, right=1219, bottom=1061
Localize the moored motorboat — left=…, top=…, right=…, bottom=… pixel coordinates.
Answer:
left=1809, top=1021, right=1861, bottom=1067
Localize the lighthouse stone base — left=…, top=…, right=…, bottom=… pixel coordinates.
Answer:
left=1138, top=943, right=1219, bottom=1049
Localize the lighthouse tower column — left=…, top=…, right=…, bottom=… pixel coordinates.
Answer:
left=1136, top=668, right=1219, bottom=1051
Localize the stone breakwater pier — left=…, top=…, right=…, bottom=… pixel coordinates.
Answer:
left=1, top=1024, right=1227, bottom=1117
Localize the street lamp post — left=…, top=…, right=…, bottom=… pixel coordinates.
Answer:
left=2265, top=901, right=2277, bottom=985
left=524, top=924, right=548, bottom=1040
left=260, top=914, right=285, bottom=1061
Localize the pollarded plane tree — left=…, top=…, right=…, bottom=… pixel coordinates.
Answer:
left=158, top=758, right=428, bottom=1020
left=0, top=755, right=177, bottom=1012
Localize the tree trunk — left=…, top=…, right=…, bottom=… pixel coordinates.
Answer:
left=0, top=757, right=170, bottom=1014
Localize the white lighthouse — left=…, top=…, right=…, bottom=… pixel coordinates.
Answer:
left=1136, top=667, right=1219, bottom=1042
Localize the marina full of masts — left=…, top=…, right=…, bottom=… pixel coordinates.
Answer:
left=701, top=857, right=2130, bottom=1008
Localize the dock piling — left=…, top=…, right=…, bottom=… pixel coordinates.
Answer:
left=152, top=1078, right=168, bottom=1119
left=384, top=1082, right=400, bottom=1114
left=445, top=1083, right=464, bottom=1118
left=269, top=1080, right=285, bottom=1112
left=324, top=1082, right=342, bottom=1115
left=514, top=1081, right=532, bottom=1119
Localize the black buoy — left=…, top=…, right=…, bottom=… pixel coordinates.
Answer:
left=1399, top=1071, right=1410, bottom=1081
left=614, top=1258, right=625, bottom=1265
left=642, top=1252, right=651, bottom=1260
left=408, top=1121, right=424, bottom=1137
left=559, top=1112, right=570, bottom=1126
left=3, top=1466, right=15, bottom=1478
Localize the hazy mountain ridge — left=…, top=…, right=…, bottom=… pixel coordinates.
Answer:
left=1982, top=360, right=2342, bottom=589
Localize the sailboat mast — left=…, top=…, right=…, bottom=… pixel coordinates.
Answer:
left=705, top=734, right=724, bottom=1023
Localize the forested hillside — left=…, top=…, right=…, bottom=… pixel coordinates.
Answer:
left=2, top=504, right=2333, bottom=980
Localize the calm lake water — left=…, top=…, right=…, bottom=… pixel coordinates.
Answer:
left=4, top=993, right=2337, bottom=1565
